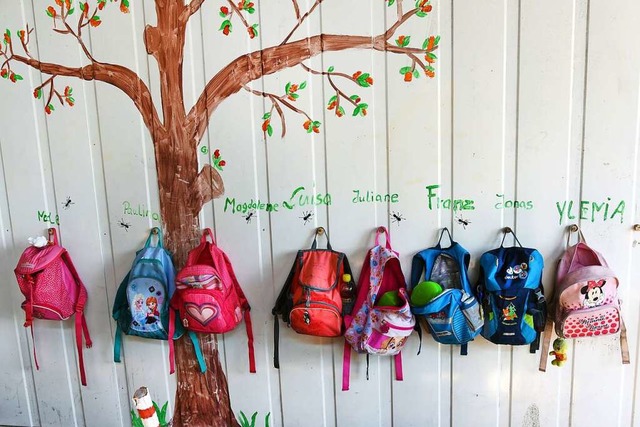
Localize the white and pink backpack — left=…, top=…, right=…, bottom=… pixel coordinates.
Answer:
left=14, top=228, right=92, bottom=385
left=540, top=226, right=629, bottom=370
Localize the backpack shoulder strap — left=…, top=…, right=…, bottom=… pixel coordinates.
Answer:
left=272, top=252, right=300, bottom=369
left=410, top=252, right=427, bottom=291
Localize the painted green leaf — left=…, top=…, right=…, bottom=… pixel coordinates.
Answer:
left=402, top=35, right=410, bottom=47
left=267, top=124, right=273, bottom=137
left=313, top=120, right=321, bottom=127
left=219, top=11, right=226, bottom=17
left=428, top=52, right=437, bottom=60
left=246, top=7, right=255, bottom=13
left=46, top=9, right=53, bottom=17
left=49, top=104, right=55, bottom=111
left=327, top=65, right=335, bottom=73
left=285, top=82, right=291, bottom=94
left=416, top=10, right=427, bottom=17
left=435, top=35, right=441, bottom=44
left=387, top=0, right=395, bottom=5
left=68, top=8, right=74, bottom=15
left=299, top=81, right=307, bottom=90
left=399, top=66, right=412, bottom=74
left=328, top=95, right=337, bottom=104
left=422, top=38, right=429, bottom=49
left=265, top=413, right=271, bottom=427
left=349, top=94, right=360, bottom=101
left=352, top=106, right=361, bottom=116
left=12, top=74, right=22, bottom=81
left=219, top=20, right=232, bottom=30
left=79, top=2, right=85, bottom=11
left=68, top=96, right=75, bottom=102
left=262, top=112, right=271, bottom=120
left=290, top=93, right=299, bottom=100
left=413, top=69, right=420, bottom=78
left=123, top=0, right=130, bottom=7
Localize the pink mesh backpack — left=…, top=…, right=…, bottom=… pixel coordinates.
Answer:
left=14, top=228, right=92, bottom=385
left=539, top=225, right=629, bottom=370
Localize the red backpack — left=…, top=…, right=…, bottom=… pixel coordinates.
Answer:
left=14, top=228, right=92, bottom=386
left=271, top=227, right=355, bottom=369
left=169, top=229, right=255, bottom=373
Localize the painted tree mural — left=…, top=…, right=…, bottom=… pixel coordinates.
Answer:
left=1, top=0, right=439, bottom=425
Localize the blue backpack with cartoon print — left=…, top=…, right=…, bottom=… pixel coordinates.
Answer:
left=476, top=228, right=547, bottom=352
left=410, top=228, right=483, bottom=355
left=112, top=228, right=204, bottom=373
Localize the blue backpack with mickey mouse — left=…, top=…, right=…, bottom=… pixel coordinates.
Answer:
left=112, top=228, right=203, bottom=373
left=476, top=228, right=547, bottom=352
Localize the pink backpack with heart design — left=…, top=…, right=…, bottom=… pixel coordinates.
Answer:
left=169, top=228, right=255, bottom=373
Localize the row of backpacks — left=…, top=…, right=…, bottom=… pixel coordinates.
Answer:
left=14, top=226, right=256, bottom=386
left=272, top=225, right=629, bottom=391
left=13, top=223, right=629, bottom=388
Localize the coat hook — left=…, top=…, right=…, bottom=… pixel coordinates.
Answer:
left=377, top=226, right=386, bottom=233
left=151, top=227, right=158, bottom=235
left=316, top=227, right=325, bottom=235
left=569, top=224, right=579, bottom=232
left=503, top=227, right=513, bottom=234
left=633, top=224, right=640, bottom=232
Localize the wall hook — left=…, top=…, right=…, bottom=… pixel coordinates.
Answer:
left=377, top=226, right=386, bottom=233
left=503, top=227, right=513, bottom=234
left=316, top=226, right=325, bottom=235
left=633, top=224, right=640, bottom=232
left=151, top=227, right=159, bottom=235
left=569, top=224, right=579, bottom=232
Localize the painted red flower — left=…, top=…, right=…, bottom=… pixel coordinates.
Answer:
left=214, top=149, right=220, bottom=158
left=404, top=72, right=412, bottom=82
left=220, top=6, right=229, bottom=15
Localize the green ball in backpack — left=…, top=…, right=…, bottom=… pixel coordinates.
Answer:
left=411, top=281, right=443, bottom=306
left=376, top=290, right=403, bottom=307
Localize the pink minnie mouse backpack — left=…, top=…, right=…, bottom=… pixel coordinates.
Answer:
left=14, top=228, right=92, bottom=385
left=342, top=227, right=415, bottom=391
left=539, top=225, right=629, bottom=371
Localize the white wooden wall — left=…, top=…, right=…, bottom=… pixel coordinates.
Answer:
left=1, top=0, right=639, bottom=426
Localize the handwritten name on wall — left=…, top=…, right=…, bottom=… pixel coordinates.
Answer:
left=122, top=201, right=161, bottom=221
left=37, top=210, right=60, bottom=225
left=217, top=184, right=628, bottom=226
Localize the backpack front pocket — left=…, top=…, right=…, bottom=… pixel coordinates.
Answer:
left=179, top=289, right=238, bottom=333
left=290, top=301, right=342, bottom=337
left=364, top=306, right=414, bottom=355
left=414, top=290, right=479, bottom=345
left=558, top=305, right=620, bottom=339
left=483, top=288, right=536, bottom=345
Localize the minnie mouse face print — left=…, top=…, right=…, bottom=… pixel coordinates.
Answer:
left=581, top=280, right=606, bottom=308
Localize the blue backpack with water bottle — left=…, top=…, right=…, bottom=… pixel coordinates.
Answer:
left=409, top=228, right=483, bottom=355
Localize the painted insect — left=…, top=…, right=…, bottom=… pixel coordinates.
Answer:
left=118, top=218, right=131, bottom=232
left=391, top=211, right=405, bottom=225
left=456, top=215, right=471, bottom=229
left=243, top=210, right=255, bottom=224
left=300, top=210, right=313, bottom=225
left=62, top=196, right=75, bottom=210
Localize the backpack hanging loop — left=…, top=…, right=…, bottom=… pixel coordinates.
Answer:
left=500, top=227, right=523, bottom=248
left=566, top=224, right=586, bottom=246
left=375, top=226, right=392, bottom=250
left=436, top=227, right=454, bottom=248
left=47, top=227, right=59, bottom=245
left=311, top=227, right=332, bottom=250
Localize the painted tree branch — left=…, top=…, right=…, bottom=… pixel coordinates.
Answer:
left=186, top=0, right=207, bottom=18
left=188, top=29, right=437, bottom=143
left=281, top=0, right=325, bottom=45
left=10, top=54, right=162, bottom=136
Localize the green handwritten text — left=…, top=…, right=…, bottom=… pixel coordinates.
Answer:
left=426, top=184, right=475, bottom=211
left=556, top=198, right=625, bottom=224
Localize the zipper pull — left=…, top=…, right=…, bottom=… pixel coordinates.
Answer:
left=303, top=310, right=310, bottom=325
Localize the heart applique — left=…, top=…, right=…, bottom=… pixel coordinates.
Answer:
left=185, top=302, right=219, bottom=326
